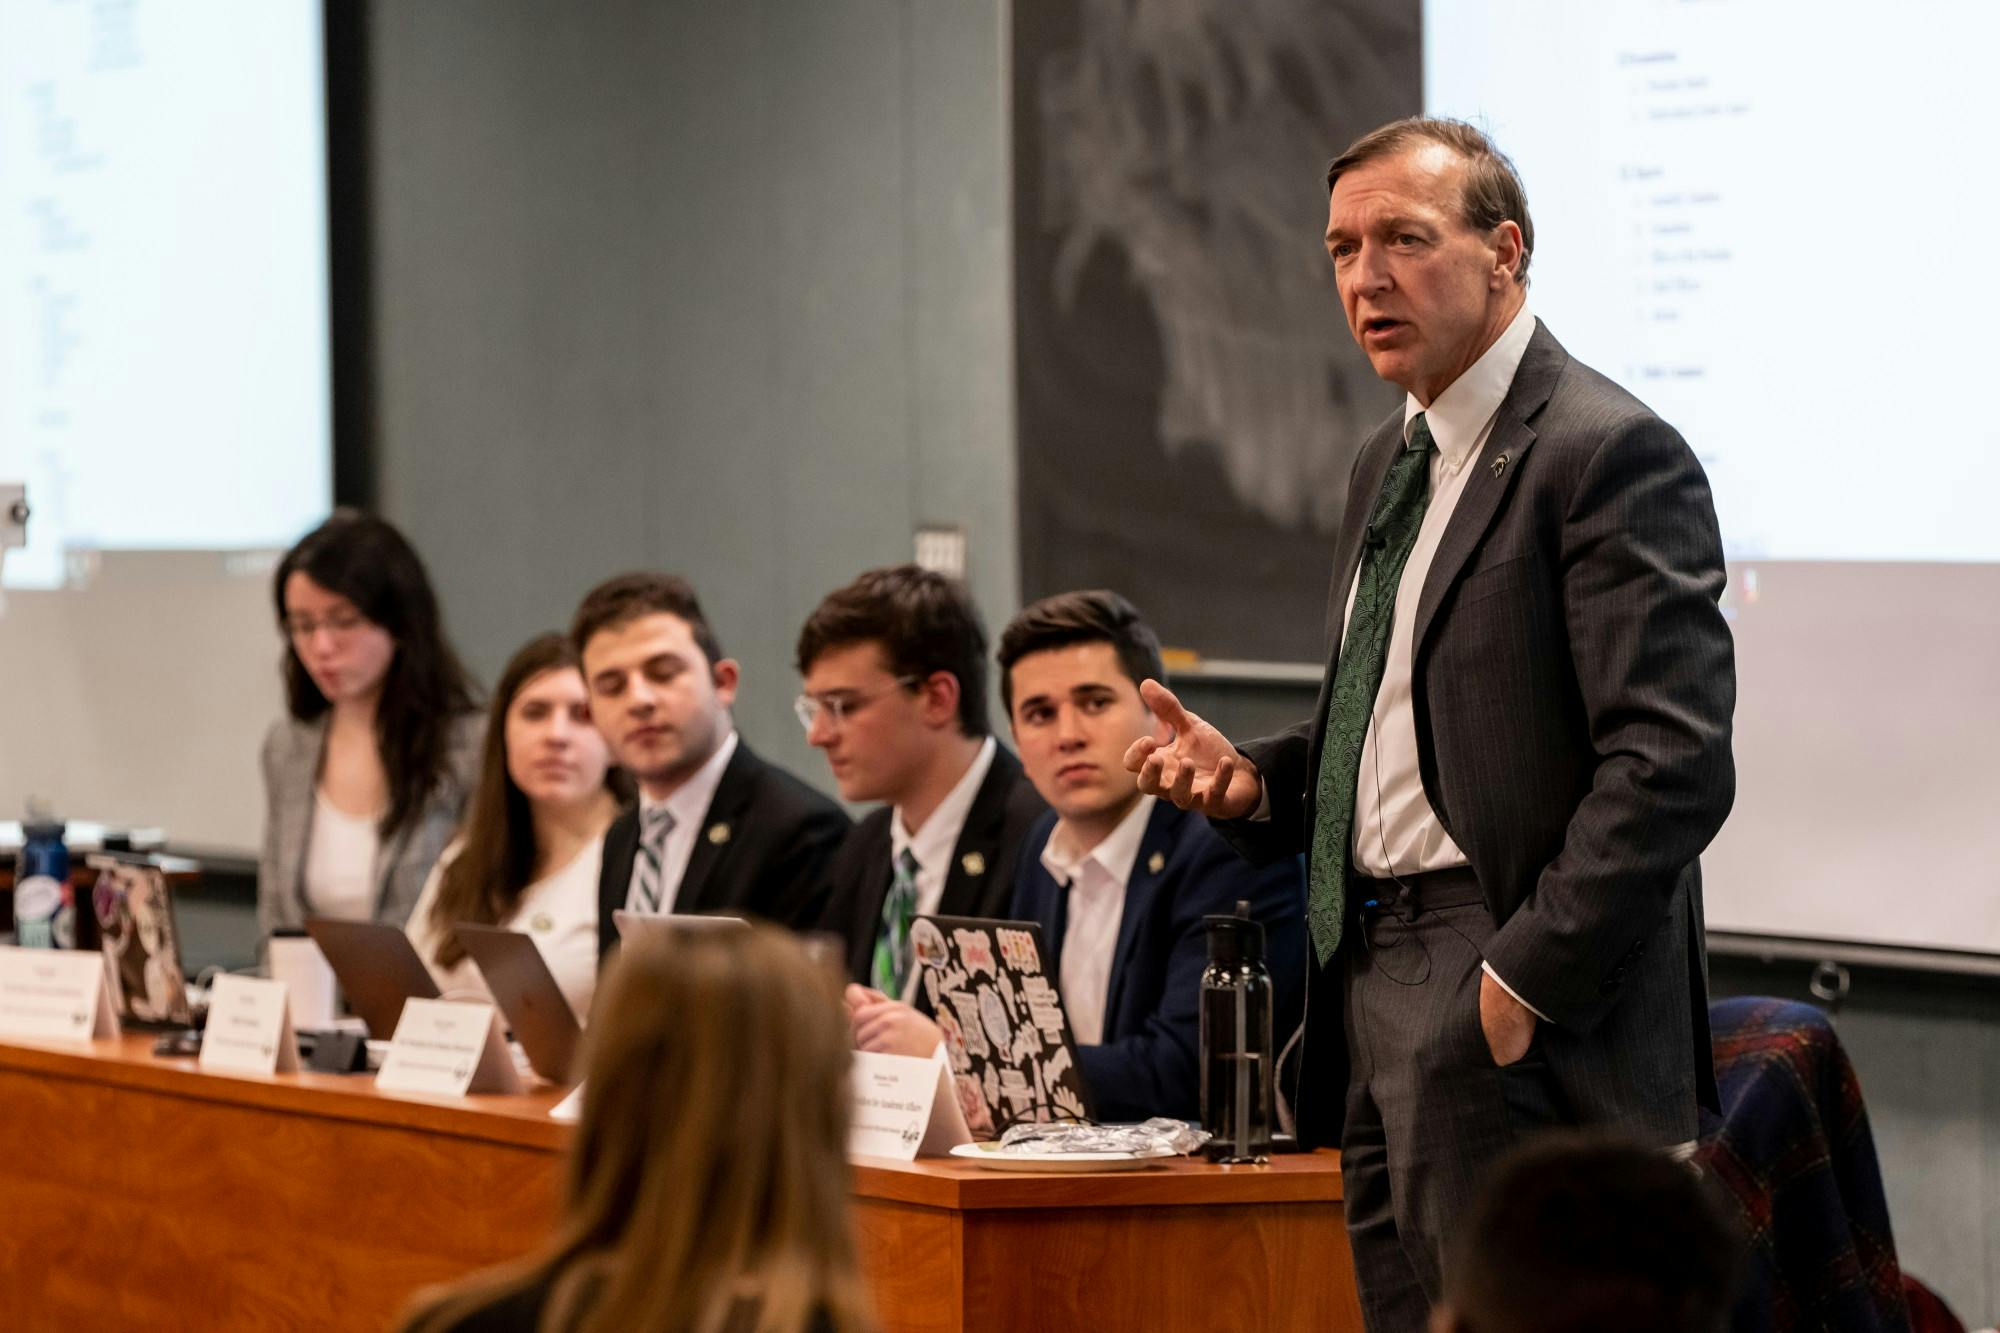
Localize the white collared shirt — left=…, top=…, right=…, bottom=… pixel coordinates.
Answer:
left=637, top=729, right=739, bottom=913
left=1334, top=302, right=1550, bottom=1020
left=890, top=735, right=998, bottom=921
left=1340, top=302, right=1537, bottom=877
left=1039, top=794, right=1156, bottom=1046
left=407, top=832, right=606, bottom=1021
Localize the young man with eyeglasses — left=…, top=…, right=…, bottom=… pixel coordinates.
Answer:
left=796, top=565, right=1046, bottom=994
left=572, top=572, right=848, bottom=957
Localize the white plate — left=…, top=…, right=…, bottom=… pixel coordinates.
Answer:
left=948, top=1142, right=1177, bottom=1173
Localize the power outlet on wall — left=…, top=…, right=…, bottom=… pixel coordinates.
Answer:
left=914, top=525, right=966, bottom=579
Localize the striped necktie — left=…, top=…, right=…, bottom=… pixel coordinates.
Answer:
left=628, top=805, right=676, bottom=914
left=872, top=848, right=921, bottom=996
left=1307, top=413, right=1438, bottom=964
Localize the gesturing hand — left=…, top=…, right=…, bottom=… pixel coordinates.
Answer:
left=1123, top=679, right=1264, bottom=821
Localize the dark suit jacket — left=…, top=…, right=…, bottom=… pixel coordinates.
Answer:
left=816, top=744, right=1047, bottom=985
left=595, top=738, right=849, bottom=958
left=1218, top=320, right=1736, bottom=1149
left=1013, top=801, right=1305, bottom=1122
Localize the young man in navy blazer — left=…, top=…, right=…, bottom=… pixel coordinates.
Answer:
left=849, top=590, right=1304, bottom=1122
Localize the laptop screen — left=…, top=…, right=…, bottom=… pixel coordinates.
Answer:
left=914, top=915, right=1093, bottom=1135
left=93, top=858, right=192, bottom=1027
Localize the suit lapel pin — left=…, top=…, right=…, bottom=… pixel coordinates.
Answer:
left=1490, top=451, right=1511, bottom=478
left=961, top=851, right=986, bottom=877
left=706, top=822, right=731, bottom=846
left=1147, top=851, right=1165, bottom=875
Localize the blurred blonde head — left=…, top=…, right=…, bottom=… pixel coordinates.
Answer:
left=404, top=924, right=872, bottom=1333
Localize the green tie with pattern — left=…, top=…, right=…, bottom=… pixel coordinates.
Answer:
left=872, top=847, right=921, bottom=995
left=1307, top=413, right=1438, bottom=964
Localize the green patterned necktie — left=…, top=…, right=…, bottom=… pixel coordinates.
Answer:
left=1307, top=413, right=1438, bottom=964
left=872, top=847, right=921, bottom=995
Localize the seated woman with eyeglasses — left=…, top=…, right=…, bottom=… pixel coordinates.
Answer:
left=405, top=633, right=629, bottom=1020
left=399, top=925, right=876, bottom=1333
left=258, top=510, right=482, bottom=944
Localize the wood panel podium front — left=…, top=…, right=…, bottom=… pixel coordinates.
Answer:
left=0, top=1036, right=1360, bottom=1332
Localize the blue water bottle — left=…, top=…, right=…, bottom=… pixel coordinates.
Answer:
left=16, top=817, right=70, bottom=949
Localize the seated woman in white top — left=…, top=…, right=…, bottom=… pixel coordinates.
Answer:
left=407, top=633, right=628, bottom=1021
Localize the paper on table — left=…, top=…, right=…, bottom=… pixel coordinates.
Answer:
left=376, top=999, right=523, bottom=1097
left=199, top=974, right=300, bottom=1074
left=848, top=1046, right=973, bottom=1161
left=0, top=946, right=120, bottom=1043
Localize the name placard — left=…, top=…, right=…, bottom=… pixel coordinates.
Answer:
left=849, top=1047, right=972, bottom=1161
left=198, top=974, right=299, bottom=1075
left=376, top=999, right=522, bottom=1097
left=0, top=946, right=120, bottom=1043
left=549, top=1081, right=584, bottom=1122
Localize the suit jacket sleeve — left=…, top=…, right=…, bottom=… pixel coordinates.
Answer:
left=759, top=797, right=852, bottom=931
left=1482, top=414, right=1736, bottom=1033
left=1079, top=841, right=1301, bottom=1122
left=256, top=719, right=290, bottom=945
left=1208, top=720, right=1315, bottom=867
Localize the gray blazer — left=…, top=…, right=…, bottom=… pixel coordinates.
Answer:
left=1219, top=320, right=1736, bottom=1149
left=257, top=711, right=485, bottom=942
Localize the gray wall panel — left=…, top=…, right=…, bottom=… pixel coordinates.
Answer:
left=368, top=1, right=1011, bottom=792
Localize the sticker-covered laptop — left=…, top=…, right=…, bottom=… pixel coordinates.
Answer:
left=91, top=856, right=192, bottom=1027
left=912, top=915, right=1092, bottom=1136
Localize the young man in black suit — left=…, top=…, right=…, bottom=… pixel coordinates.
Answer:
left=796, top=565, right=1045, bottom=996
left=572, top=573, right=848, bottom=958
left=848, top=590, right=1303, bottom=1122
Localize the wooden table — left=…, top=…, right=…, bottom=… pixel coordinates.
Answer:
left=853, top=1148, right=1358, bottom=1331
left=0, top=1035, right=1360, bottom=1331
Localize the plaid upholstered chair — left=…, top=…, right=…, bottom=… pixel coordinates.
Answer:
left=1697, top=996, right=1963, bottom=1333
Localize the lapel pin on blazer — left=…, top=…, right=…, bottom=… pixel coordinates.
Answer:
left=960, top=851, right=986, bottom=877
left=706, top=822, right=731, bottom=846
left=1490, top=451, right=1511, bottom=478
left=1147, top=850, right=1165, bottom=875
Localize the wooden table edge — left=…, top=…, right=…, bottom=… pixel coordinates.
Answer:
left=0, top=1037, right=1344, bottom=1209
left=0, top=1035, right=570, bottom=1150
left=850, top=1150, right=1342, bottom=1210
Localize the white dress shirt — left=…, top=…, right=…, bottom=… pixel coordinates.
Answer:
left=1336, top=303, right=1550, bottom=1021
left=635, top=729, right=739, bottom=913
left=406, top=832, right=606, bottom=1020
left=1039, top=794, right=1156, bottom=1047
left=889, top=736, right=997, bottom=1003
left=1341, top=302, right=1537, bottom=878
left=890, top=735, right=997, bottom=920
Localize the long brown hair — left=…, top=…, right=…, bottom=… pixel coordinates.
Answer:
left=424, top=633, right=630, bottom=971
left=274, top=510, right=480, bottom=837
left=401, top=927, right=875, bottom=1333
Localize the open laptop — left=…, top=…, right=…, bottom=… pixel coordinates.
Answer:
left=89, top=855, right=193, bottom=1028
left=913, top=915, right=1093, bottom=1136
left=303, top=918, right=441, bottom=1039
left=453, top=923, right=580, bottom=1084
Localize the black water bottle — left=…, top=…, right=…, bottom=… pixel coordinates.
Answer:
left=1200, top=900, right=1274, bottom=1162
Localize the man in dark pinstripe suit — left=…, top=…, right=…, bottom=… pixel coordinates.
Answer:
left=1129, top=118, right=1736, bottom=1330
